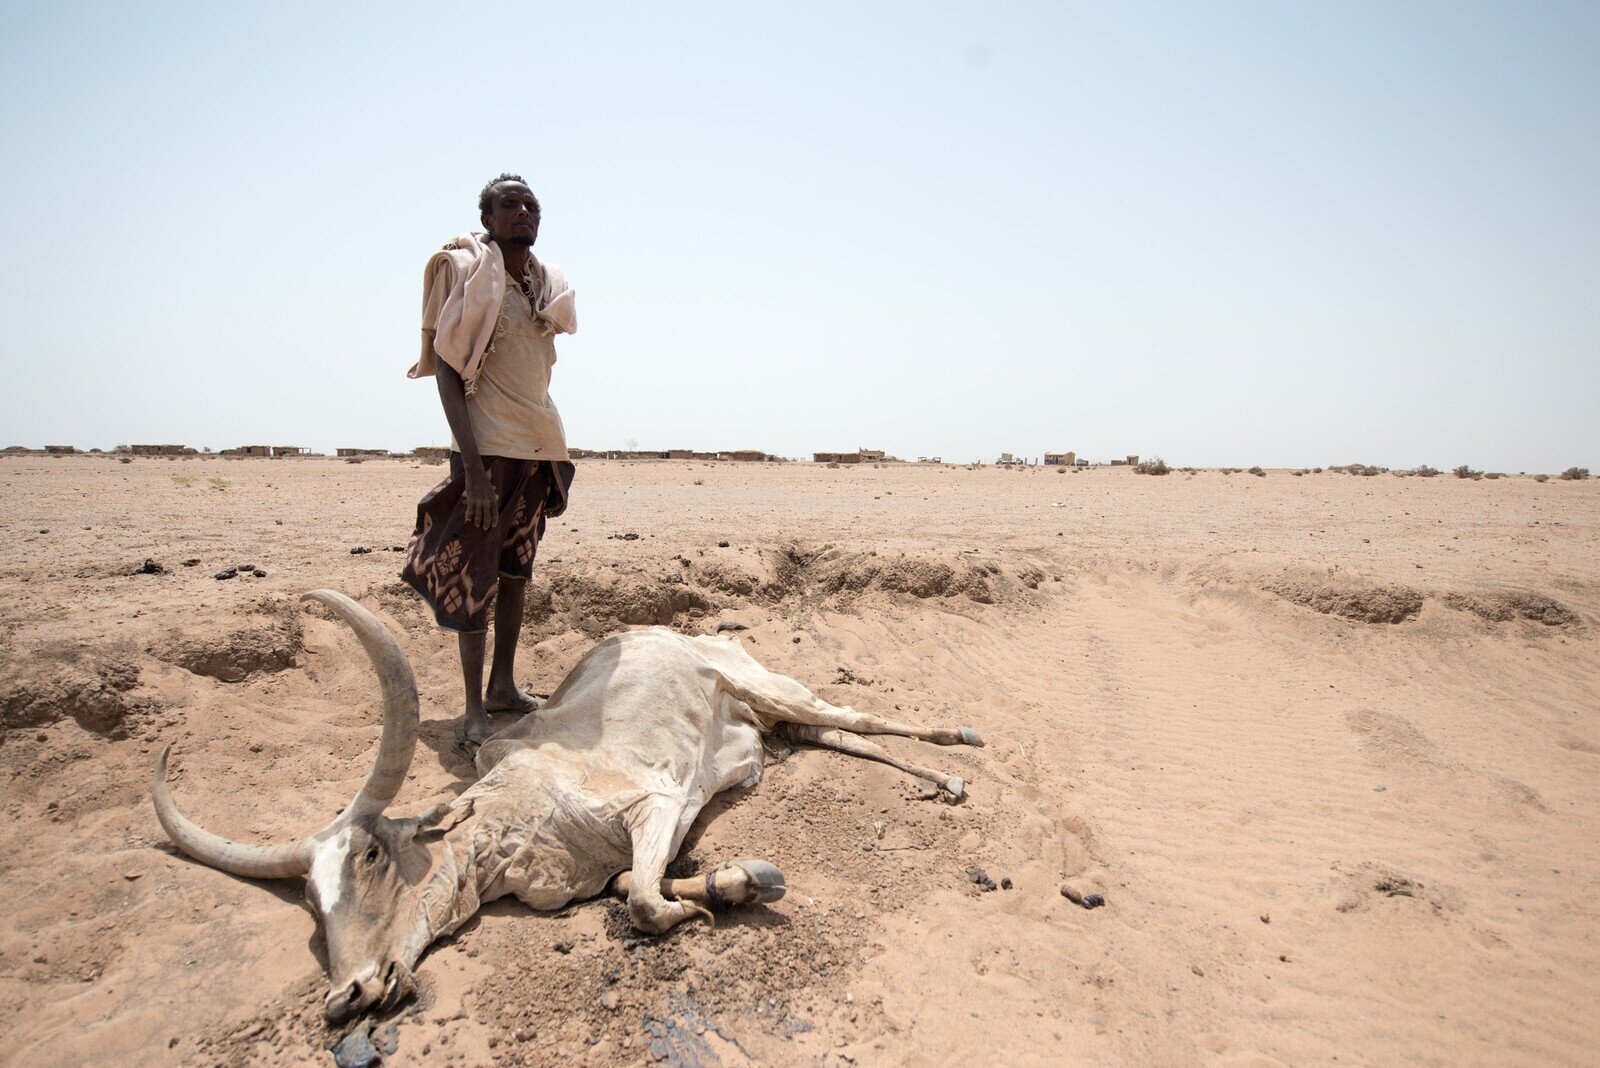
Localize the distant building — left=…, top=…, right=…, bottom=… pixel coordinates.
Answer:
left=44, top=445, right=77, bottom=454
left=1126, top=455, right=1139, bottom=466
left=814, top=452, right=862, bottom=464
left=221, top=445, right=272, bottom=457
left=723, top=450, right=766, bottom=462
left=859, top=448, right=886, bottom=462
left=271, top=446, right=310, bottom=457
left=1044, top=451, right=1076, bottom=466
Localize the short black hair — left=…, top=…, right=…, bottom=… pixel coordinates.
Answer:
left=478, top=173, right=540, bottom=219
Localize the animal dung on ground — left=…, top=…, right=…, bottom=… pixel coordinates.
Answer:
left=1060, top=884, right=1105, bottom=909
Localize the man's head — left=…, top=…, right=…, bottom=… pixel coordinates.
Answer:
left=479, top=173, right=540, bottom=247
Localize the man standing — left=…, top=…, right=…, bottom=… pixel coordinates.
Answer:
left=402, top=173, right=576, bottom=754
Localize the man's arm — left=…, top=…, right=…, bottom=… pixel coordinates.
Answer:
left=429, top=332, right=498, bottom=530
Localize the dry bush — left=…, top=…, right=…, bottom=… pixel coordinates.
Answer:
left=1312, top=467, right=1323, bottom=473
left=1412, top=465, right=1440, bottom=478
left=1534, top=473, right=1550, bottom=483
left=1247, top=465, right=1266, bottom=477
left=1453, top=465, right=1482, bottom=479
left=1484, top=472, right=1503, bottom=479
left=1134, top=457, right=1171, bottom=476
left=1220, top=467, right=1241, bottom=475
left=1559, top=467, right=1590, bottom=480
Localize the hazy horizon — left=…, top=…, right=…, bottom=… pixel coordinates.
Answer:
left=2, top=2, right=1595, bottom=471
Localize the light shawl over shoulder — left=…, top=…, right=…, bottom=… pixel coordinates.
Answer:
left=407, top=232, right=577, bottom=395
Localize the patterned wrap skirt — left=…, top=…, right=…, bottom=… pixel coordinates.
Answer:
left=401, top=454, right=574, bottom=633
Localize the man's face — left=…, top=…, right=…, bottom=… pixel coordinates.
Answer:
left=482, top=182, right=539, bottom=247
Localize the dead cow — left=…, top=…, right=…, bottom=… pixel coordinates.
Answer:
left=152, top=591, right=983, bottom=1021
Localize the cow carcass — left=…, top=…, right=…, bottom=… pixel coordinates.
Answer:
left=152, top=590, right=983, bottom=1021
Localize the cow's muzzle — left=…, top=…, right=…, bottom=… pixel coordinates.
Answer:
left=324, top=960, right=413, bottom=1022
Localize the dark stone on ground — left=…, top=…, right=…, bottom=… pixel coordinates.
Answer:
left=717, top=540, right=730, bottom=548
left=1001, top=876, right=1013, bottom=890
left=966, top=866, right=998, bottom=892
left=182, top=558, right=201, bottom=567
left=330, top=1029, right=380, bottom=1068
left=132, top=559, right=165, bottom=575
left=253, top=569, right=267, bottom=578
left=350, top=546, right=373, bottom=555
left=714, top=622, right=749, bottom=633
left=213, top=568, right=237, bottom=580
left=1060, top=885, right=1106, bottom=909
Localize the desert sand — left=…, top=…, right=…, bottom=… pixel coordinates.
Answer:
left=1, top=454, right=1596, bottom=1066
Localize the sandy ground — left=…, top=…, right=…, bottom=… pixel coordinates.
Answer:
left=1, top=454, right=1597, bottom=1067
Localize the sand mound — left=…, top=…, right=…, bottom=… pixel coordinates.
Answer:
left=1439, top=590, right=1580, bottom=628
left=520, top=546, right=1032, bottom=638
left=1263, top=574, right=1424, bottom=623
left=758, top=545, right=1023, bottom=607
left=0, top=646, right=150, bottom=734
left=150, top=616, right=303, bottom=682
left=529, top=570, right=716, bottom=637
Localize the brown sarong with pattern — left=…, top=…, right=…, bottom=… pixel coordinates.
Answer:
left=401, top=454, right=574, bottom=633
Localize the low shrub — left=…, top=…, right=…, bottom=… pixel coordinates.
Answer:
left=1559, top=467, right=1590, bottom=480
left=1247, top=465, right=1266, bottom=477
left=1453, top=465, right=1482, bottom=479
left=1134, top=457, right=1171, bottom=476
left=1534, top=473, right=1550, bottom=483
left=1413, top=465, right=1440, bottom=478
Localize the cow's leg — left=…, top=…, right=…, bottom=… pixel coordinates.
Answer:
left=612, top=859, right=785, bottom=909
left=728, top=671, right=983, bottom=746
left=617, top=796, right=712, bottom=935
left=782, top=723, right=970, bottom=801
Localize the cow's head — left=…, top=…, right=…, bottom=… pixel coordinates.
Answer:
left=151, top=590, right=454, bottom=1022
left=305, top=804, right=459, bottom=1019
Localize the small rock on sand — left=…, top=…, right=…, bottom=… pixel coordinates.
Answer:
left=1060, top=884, right=1105, bottom=909
left=330, top=1030, right=380, bottom=1068
left=967, top=867, right=998, bottom=892
left=213, top=567, right=237, bottom=581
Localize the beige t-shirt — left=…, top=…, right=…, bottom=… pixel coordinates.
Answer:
left=421, top=260, right=569, bottom=462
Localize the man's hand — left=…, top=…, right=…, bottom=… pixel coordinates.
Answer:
left=464, top=467, right=498, bottom=530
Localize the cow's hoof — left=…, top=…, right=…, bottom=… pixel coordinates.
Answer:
left=959, top=727, right=985, bottom=747
left=943, top=776, right=967, bottom=802
left=722, top=859, right=786, bottom=904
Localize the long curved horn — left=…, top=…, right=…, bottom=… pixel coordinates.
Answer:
left=150, top=589, right=420, bottom=878
left=151, top=744, right=312, bottom=878
left=301, top=589, right=420, bottom=824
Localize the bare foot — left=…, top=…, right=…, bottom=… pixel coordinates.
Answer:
left=453, top=710, right=495, bottom=758
left=484, top=683, right=546, bottom=715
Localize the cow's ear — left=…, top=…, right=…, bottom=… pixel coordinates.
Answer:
left=410, top=800, right=474, bottom=842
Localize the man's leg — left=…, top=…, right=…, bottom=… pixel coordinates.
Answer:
left=485, top=576, right=541, bottom=714
left=457, top=630, right=492, bottom=745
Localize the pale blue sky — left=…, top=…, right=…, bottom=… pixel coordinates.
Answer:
left=1, top=2, right=1595, bottom=469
